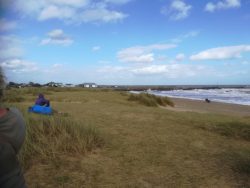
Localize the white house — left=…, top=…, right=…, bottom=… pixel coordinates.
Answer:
left=83, top=83, right=97, bottom=88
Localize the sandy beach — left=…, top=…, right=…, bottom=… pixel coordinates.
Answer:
left=164, top=97, right=250, bottom=117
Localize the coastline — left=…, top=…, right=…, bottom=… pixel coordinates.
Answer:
left=164, top=97, right=250, bottom=117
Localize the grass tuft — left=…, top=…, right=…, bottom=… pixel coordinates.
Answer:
left=18, top=113, right=104, bottom=170
left=128, top=93, right=174, bottom=107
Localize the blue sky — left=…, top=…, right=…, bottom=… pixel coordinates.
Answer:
left=0, top=0, right=250, bottom=85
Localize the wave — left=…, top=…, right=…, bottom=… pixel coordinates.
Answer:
left=143, top=88, right=250, bottom=106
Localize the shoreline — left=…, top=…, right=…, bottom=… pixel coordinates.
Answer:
left=164, top=97, right=250, bottom=117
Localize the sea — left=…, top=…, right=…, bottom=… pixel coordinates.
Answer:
left=133, top=88, right=250, bottom=106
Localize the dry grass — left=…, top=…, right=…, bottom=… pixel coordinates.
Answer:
left=5, top=88, right=250, bottom=187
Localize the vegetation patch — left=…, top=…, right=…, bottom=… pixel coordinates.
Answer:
left=199, top=121, right=250, bottom=141
left=128, top=93, right=174, bottom=107
left=18, top=113, right=104, bottom=170
left=5, top=89, right=250, bottom=187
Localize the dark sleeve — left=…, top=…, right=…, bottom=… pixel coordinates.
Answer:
left=0, top=142, right=27, bottom=188
left=0, top=108, right=26, bottom=154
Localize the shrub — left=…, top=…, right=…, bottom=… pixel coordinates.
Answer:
left=128, top=93, right=174, bottom=107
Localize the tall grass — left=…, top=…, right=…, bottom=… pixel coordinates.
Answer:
left=128, top=93, right=174, bottom=107
left=3, top=89, right=25, bottom=102
left=18, top=113, right=104, bottom=170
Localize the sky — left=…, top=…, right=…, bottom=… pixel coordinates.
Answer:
left=0, top=0, right=250, bottom=85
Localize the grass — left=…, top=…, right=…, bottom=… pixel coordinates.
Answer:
left=198, top=121, right=250, bottom=141
left=128, top=93, right=174, bottom=107
left=4, top=88, right=250, bottom=187
left=3, top=89, right=25, bottom=102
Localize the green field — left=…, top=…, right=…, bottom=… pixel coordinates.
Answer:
left=6, top=88, right=250, bottom=187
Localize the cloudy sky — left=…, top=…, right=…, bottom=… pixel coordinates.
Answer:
left=0, top=0, right=250, bottom=85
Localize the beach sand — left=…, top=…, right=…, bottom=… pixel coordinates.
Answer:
left=163, top=97, right=250, bottom=117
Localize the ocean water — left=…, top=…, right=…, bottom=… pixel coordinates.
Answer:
left=145, top=88, right=250, bottom=106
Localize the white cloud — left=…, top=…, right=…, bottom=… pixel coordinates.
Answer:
left=50, top=0, right=89, bottom=7
left=205, top=0, right=241, bottom=12
left=190, top=45, right=250, bottom=61
left=104, top=0, right=132, bottom=4
left=120, top=53, right=155, bottom=64
left=92, top=46, right=101, bottom=51
left=0, top=19, right=17, bottom=31
left=131, top=64, right=209, bottom=78
left=81, top=8, right=127, bottom=23
left=52, top=63, right=63, bottom=68
left=161, top=0, right=192, bottom=20
left=0, top=35, right=23, bottom=60
left=0, top=47, right=23, bottom=60
left=175, top=53, right=185, bottom=61
left=132, top=65, right=168, bottom=75
left=117, top=44, right=177, bottom=63
left=241, top=61, right=250, bottom=65
left=47, top=29, right=64, bottom=37
left=98, top=64, right=207, bottom=78
left=14, top=0, right=130, bottom=24
left=1, top=59, right=38, bottom=72
left=41, top=29, right=73, bottom=46
left=38, top=5, right=75, bottom=21
left=0, top=35, right=41, bottom=77
left=171, top=30, right=200, bottom=43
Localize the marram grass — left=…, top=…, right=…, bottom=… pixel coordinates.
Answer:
left=18, top=112, right=104, bottom=170
left=128, top=93, right=174, bottom=107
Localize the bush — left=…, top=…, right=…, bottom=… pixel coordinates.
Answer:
left=128, top=93, right=174, bottom=107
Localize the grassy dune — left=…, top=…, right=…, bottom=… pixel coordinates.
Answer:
left=6, top=88, right=250, bottom=187
left=128, top=93, right=174, bottom=107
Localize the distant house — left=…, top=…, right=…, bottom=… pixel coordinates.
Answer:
left=83, top=83, right=97, bottom=88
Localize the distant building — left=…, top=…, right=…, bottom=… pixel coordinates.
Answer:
left=45, top=82, right=63, bottom=87
left=83, top=83, right=97, bottom=88
left=64, top=83, right=75, bottom=87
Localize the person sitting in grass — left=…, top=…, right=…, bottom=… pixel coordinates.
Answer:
left=35, top=93, right=50, bottom=107
left=0, top=67, right=27, bottom=188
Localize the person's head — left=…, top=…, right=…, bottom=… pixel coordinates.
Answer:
left=0, top=66, right=5, bottom=101
left=38, top=93, right=44, bottom=98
